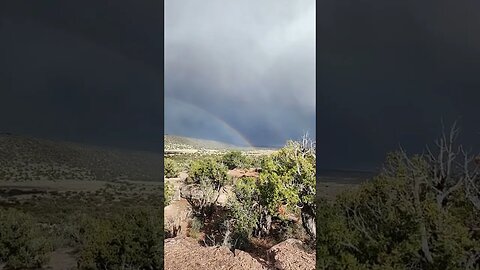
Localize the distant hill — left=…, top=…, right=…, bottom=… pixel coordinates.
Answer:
left=317, top=169, right=377, bottom=184
left=164, top=135, right=250, bottom=150
left=0, top=134, right=162, bottom=182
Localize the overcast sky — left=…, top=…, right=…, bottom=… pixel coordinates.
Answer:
left=1, top=1, right=480, bottom=170
left=165, top=0, right=316, bottom=147
left=317, top=0, right=480, bottom=170
left=0, top=1, right=164, bottom=151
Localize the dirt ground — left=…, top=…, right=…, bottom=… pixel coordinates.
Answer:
left=47, top=248, right=77, bottom=270
left=164, top=237, right=270, bottom=270
left=228, top=168, right=260, bottom=179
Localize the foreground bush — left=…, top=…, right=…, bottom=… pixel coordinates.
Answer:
left=228, top=177, right=262, bottom=247
left=317, top=126, right=480, bottom=269
left=0, top=208, right=52, bottom=269
left=186, top=157, right=229, bottom=217
left=164, top=158, right=179, bottom=178
left=188, top=157, right=229, bottom=185
left=227, top=134, right=316, bottom=248
left=77, top=208, right=163, bottom=269
left=258, top=136, right=316, bottom=238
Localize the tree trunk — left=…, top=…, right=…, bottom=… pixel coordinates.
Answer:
left=414, top=177, right=434, bottom=264
left=301, top=205, right=316, bottom=239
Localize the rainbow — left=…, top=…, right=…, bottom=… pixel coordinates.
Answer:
left=165, top=97, right=254, bottom=147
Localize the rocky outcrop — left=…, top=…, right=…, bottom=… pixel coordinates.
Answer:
left=164, top=199, right=192, bottom=237
left=180, top=184, right=205, bottom=201
left=267, top=239, right=315, bottom=270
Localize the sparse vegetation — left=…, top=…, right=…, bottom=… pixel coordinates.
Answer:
left=76, top=208, right=163, bottom=270
left=0, top=134, right=163, bottom=182
left=0, top=179, right=162, bottom=268
left=0, top=135, right=167, bottom=269
left=0, top=208, right=52, bottom=269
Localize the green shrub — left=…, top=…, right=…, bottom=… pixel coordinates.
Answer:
left=186, top=157, right=229, bottom=217
left=317, top=148, right=480, bottom=270
left=189, top=217, right=204, bottom=239
left=164, top=181, right=174, bottom=206
left=0, top=208, right=52, bottom=269
left=246, top=155, right=263, bottom=168
left=77, top=208, right=163, bottom=269
left=228, top=177, right=261, bottom=247
left=188, top=157, right=229, bottom=186
left=227, top=136, right=317, bottom=244
left=222, top=151, right=247, bottom=170
left=257, top=139, right=316, bottom=238
left=164, top=158, right=179, bottom=178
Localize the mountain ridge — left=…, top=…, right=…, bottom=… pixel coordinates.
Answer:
left=164, top=134, right=258, bottom=150
left=0, top=134, right=162, bottom=182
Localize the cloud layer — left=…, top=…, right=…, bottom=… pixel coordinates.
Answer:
left=165, top=0, right=316, bottom=147
left=317, top=0, right=480, bottom=170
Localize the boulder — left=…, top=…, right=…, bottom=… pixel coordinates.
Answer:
left=267, top=239, right=315, bottom=270
left=164, top=199, right=192, bottom=237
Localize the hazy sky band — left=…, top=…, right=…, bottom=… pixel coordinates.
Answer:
left=164, top=0, right=316, bottom=147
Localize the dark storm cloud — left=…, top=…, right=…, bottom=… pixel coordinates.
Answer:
left=317, top=0, right=480, bottom=170
left=165, top=0, right=316, bottom=147
left=0, top=1, right=163, bottom=151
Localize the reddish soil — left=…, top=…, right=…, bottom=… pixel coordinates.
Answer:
left=164, top=237, right=269, bottom=270
left=228, top=168, right=260, bottom=179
